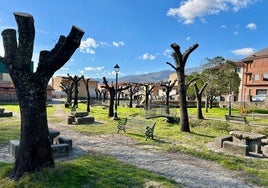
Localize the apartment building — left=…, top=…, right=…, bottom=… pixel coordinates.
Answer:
left=241, top=47, right=268, bottom=102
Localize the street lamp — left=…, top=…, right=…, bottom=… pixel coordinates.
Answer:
left=113, top=64, right=120, bottom=120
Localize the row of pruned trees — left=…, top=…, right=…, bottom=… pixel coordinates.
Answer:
left=0, top=12, right=240, bottom=180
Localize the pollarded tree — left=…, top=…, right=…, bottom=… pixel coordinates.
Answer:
left=60, top=80, right=74, bottom=106
left=67, top=74, right=83, bottom=108
left=102, top=77, right=115, bottom=117
left=160, top=80, right=177, bottom=114
left=82, top=77, right=91, bottom=112
left=166, top=43, right=199, bottom=132
left=139, top=83, right=154, bottom=109
left=0, top=12, right=84, bottom=180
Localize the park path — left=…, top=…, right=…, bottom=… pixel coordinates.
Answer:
left=46, top=102, right=260, bottom=188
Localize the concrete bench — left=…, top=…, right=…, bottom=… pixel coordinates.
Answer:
left=214, top=135, right=233, bottom=149
left=8, top=140, right=20, bottom=158
left=223, top=141, right=249, bottom=156
left=72, top=111, right=89, bottom=117
left=76, top=116, right=95, bottom=124
left=225, top=115, right=249, bottom=125
left=51, top=143, right=70, bottom=157
left=56, top=136, right=72, bottom=151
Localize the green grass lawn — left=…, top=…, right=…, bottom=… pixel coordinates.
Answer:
left=1, top=103, right=268, bottom=187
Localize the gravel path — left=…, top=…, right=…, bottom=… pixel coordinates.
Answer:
left=0, top=103, right=260, bottom=188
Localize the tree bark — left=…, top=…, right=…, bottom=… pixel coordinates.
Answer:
left=0, top=12, right=84, bottom=180
left=166, top=43, right=199, bottom=132
left=194, top=82, right=208, bottom=119
left=102, top=77, right=115, bottom=117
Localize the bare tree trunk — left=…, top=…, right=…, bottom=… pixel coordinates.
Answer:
left=194, top=82, right=208, bottom=119
left=0, top=12, right=84, bottom=180
left=167, top=43, right=199, bottom=132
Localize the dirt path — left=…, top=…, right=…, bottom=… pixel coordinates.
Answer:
left=0, top=103, right=260, bottom=188
left=48, top=103, right=259, bottom=188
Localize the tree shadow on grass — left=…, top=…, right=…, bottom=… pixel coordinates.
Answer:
left=191, top=131, right=216, bottom=139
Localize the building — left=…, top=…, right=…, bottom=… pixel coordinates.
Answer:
left=0, top=67, right=53, bottom=102
left=52, top=76, right=98, bottom=99
left=241, top=47, right=268, bottom=102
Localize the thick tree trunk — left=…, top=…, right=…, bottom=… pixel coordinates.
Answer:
left=0, top=12, right=84, bottom=180
left=11, top=80, right=54, bottom=180
left=178, top=72, right=190, bottom=132
left=196, top=95, right=204, bottom=119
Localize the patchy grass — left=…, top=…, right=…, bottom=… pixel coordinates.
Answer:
left=1, top=103, right=268, bottom=187
left=0, top=155, right=180, bottom=188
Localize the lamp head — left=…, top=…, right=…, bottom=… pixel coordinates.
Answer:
left=114, top=64, right=120, bottom=73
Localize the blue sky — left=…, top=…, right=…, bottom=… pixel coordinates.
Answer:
left=0, top=0, right=267, bottom=78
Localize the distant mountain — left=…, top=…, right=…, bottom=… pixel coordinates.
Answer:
left=93, top=66, right=202, bottom=83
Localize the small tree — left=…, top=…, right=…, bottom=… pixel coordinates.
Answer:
left=102, top=77, right=115, bottom=117
left=82, top=77, right=91, bottom=112
left=67, top=74, right=83, bottom=108
left=166, top=43, right=199, bottom=132
left=139, top=83, right=154, bottom=109
left=127, top=83, right=139, bottom=108
left=60, top=80, right=74, bottom=106
left=160, top=80, right=177, bottom=114
left=0, top=12, right=84, bottom=180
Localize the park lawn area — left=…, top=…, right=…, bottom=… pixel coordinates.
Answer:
left=1, top=103, right=268, bottom=186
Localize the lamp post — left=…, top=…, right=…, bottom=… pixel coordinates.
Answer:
left=228, top=76, right=232, bottom=116
left=113, top=64, right=120, bottom=120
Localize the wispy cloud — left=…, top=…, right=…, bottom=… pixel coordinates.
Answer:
left=167, top=0, right=257, bottom=24
left=138, top=53, right=156, bottom=60
left=163, top=49, right=172, bottom=57
left=246, top=23, right=257, bottom=30
left=112, top=41, right=125, bottom=47
left=80, top=37, right=125, bottom=54
left=84, top=66, right=105, bottom=72
left=231, top=47, right=255, bottom=56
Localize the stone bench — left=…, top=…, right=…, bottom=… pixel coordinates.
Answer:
left=9, top=138, right=72, bottom=158
left=56, top=136, right=72, bottom=151
left=76, top=116, right=95, bottom=124
left=8, top=140, right=20, bottom=158
left=71, top=111, right=89, bottom=117
left=223, top=141, right=249, bottom=156
left=0, top=111, right=13, bottom=117
left=263, top=145, right=268, bottom=157
left=214, top=135, right=233, bottom=149
left=51, top=143, right=70, bottom=157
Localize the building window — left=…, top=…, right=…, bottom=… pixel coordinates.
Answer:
left=254, top=74, right=259, bottom=80
left=256, top=89, right=267, bottom=95
left=236, top=67, right=241, bottom=73
left=263, top=73, right=268, bottom=79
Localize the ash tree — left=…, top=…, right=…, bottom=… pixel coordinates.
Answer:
left=0, top=12, right=84, bottom=180
left=166, top=43, right=199, bottom=132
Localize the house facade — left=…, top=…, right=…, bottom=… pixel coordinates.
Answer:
left=241, top=47, right=268, bottom=102
left=52, top=76, right=98, bottom=99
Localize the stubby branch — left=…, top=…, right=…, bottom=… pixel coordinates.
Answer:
left=14, top=12, right=35, bottom=69
left=37, top=26, right=84, bottom=77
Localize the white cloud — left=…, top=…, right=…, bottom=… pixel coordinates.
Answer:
left=167, top=0, right=257, bottom=24
left=219, top=24, right=227, bottom=29
left=80, top=38, right=125, bottom=54
left=80, top=37, right=98, bottom=54
left=231, top=47, right=255, bottom=56
left=233, top=31, right=239, bottom=35
left=112, top=41, right=125, bottom=47
left=246, top=23, right=257, bottom=30
left=84, top=66, right=104, bottom=72
left=139, top=53, right=156, bottom=60
left=163, top=49, right=172, bottom=57
left=186, top=36, right=191, bottom=41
